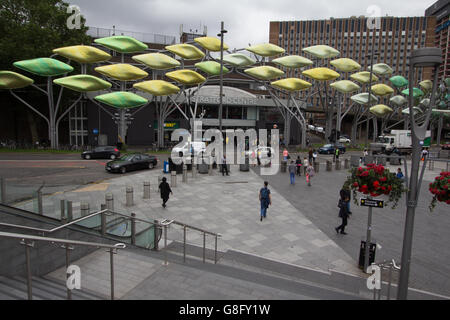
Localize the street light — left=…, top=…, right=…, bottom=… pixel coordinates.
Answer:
left=365, top=50, right=379, bottom=149
left=397, top=47, right=442, bottom=300
left=217, top=22, right=227, bottom=138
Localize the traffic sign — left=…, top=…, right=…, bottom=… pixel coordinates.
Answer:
left=360, top=198, right=384, bottom=208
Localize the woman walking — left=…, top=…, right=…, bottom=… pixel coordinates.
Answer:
left=305, top=163, right=315, bottom=186
left=159, top=177, right=173, bottom=208
left=335, top=195, right=350, bottom=235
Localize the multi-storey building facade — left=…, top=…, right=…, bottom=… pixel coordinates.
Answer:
left=426, top=0, right=450, bottom=80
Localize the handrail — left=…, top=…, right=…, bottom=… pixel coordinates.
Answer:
left=0, top=231, right=126, bottom=249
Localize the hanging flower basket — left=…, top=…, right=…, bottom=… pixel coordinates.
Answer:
left=343, top=163, right=407, bottom=209
left=429, top=172, right=450, bottom=211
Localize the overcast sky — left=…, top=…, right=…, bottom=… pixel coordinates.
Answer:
left=69, top=0, right=437, bottom=50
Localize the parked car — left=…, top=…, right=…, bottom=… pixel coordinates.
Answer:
left=442, top=142, right=450, bottom=150
left=172, top=141, right=207, bottom=160
left=318, top=143, right=346, bottom=155
left=338, top=135, right=351, bottom=144
left=315, top=127, right=324, bottom=133
left=105, top=153, right=158, bottom=174
left=82, top=146, right=120, bottom=160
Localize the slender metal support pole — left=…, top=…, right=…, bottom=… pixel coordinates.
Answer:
left=131, top=213, right=136, bottom=245
left=65, top=245, right=72, bottom=300
left=364, top=197, right=373, bottom=273
left=67, top=201, right=73, bottom=222
left=101, top=210, right=106, bottom=236
left=110, top=249, right=115, bottom=300
left=25, top=244, right=32, bottom=300
left=183, top=226, right=187, bottom=263
left=218, top=21, right=225, bottom=135
left=164, top=225, right=168, bottom=266
left=1, top=177, right=6, bottom=204
left=214, top=235, right=218, bottom=264
left=203, top=232, right=206, bottom=264
left=387, top=266, right=393, bottom=300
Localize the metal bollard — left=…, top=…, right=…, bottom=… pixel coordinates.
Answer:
left=126, top=186, right=134, bottom=207
left=105, top=193, right=114, bottom=211
left=335, top=160, right=341, bottom=170
left=313, top=161, right=320, bottom=173
left=171, top=171, right=177, bottom=187
left=0, top=177, right=5, bottom=204
left=208, top=157, right=213, bottom=176
left=67, top=201, right=73, bottom=222
left=143, top=181, right=151, bottom=199
left=326, top=160, right=332, bottom=172
left=182, top=164, right=188, bottom=183
left=428, top=160, right=434, bottom=171
left=344, top=159, right=350, bottom=169
left=37, top=190, right=43, bottom=215
left=192, top=163, right=197, bottom=179
left=80, top=202, right=90, bottom=216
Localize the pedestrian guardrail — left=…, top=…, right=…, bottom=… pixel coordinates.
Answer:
left=370, top=259, right=401, bottom=300
left=0, top=231, right=125, bottom=300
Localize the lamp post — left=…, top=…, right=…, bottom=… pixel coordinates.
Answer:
left=397, top=47, right=442, bottom=300
left=217, top=22, right=227, bottom=137
left=365, top=49, right=379, bottom=149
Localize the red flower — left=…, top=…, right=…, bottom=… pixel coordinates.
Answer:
left=373, top=181, right=380, bottom=189
left=360, top=171, right=369, bottom=177
left=380, top=177, right=387, bottom=182
left=381, top=186, right=386, bottom=191
left=353, top=182, right=359, bottom=188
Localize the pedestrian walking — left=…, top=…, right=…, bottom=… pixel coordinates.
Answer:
left=312, top=149, right=318, bottom=164
left=362, top=149, right=368, bottom=164
left=221, top=154, right=229, bottom=176
left=305, top=162, right=315, bottom=186
left=159, top=177, right=173, bottom=208
left=283, top=148, right=289, bottom=161
left=308, top=148, right=313, bottom=164
left=288, top=161, right=296, bottom=184
left=303, top=157, right=309, bottom=175
left=334, top=147, right=340, bottom=162
left=340, top=187, right=352, bottom=216
left=295, top=156, right=302, bottom=176
left=421, top=148, right=429, bottom=161
left=259, top=181, right=272, bottom=221
left=335, top=196, right=350, bottom=235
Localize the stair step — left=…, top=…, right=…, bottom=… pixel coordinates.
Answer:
left=0, top=277, right=45, bottom=300
left=40, top=276, right=104, bottom=300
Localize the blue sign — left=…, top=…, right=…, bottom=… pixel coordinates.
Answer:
left=93, top=129, right=99, bottom=134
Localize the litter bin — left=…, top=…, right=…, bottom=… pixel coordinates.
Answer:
left=163, top=161, right=169, bottom=174
left=281, top=161, right=287, bottom=173
left=240, top=157, right=250, bottom=172
left=358, top=240, right=376, bottom=269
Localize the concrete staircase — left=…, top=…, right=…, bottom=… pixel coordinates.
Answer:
left=0, top=275, right=105, bottom=300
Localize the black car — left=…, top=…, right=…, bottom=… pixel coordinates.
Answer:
left=318, top=143, right=346, bottom=155
left=82, top=146, right=120, bottom=160
left=105, top=153, right=158, bottom=174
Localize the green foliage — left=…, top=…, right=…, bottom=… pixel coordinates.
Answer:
left=0, top=0, right=92, bottom=71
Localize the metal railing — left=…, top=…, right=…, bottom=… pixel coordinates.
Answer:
left=0, top=231, right=125, bottom=300
left=86, top=26, right=176, bottom=45
left=371, top=259, right=401, bottom=300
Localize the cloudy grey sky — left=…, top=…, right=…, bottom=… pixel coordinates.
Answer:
left=69, top=0, right=436, bottom=50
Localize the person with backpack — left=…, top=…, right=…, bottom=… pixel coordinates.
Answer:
left=305, top=163, right=315, bottom=186
left=259, top=181, right=272, bottom=222
left=159, top=177, right=173, bottom=208
left=335, top=195, right=350, bottom=235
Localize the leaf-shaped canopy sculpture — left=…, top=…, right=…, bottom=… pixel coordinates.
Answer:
left=330, top=80, right=360, bottom=94
left=401, top=88, right=424, bottom=98
left=53, top=45, right=111, bottom=64
left=351, top=93, right=379, bottom=105
left=350, top=71, right=379, bottom=84
left=272, top=55, right=313, bottom=69
left=370, top=63, right=393, bottom=76
left=244, top=66, right=284, bottom=81
left=302, top=68, right=340, bottom=81
left=13, top=58, right=74, bottom=77
left=0, top=71, right=34, bottom=89
left=271, top=78, right=312, bottom=92
left=94, top=91, right=148, bottom=109
left=419, top=80, right=433, bottom=93
left=330, top=58, right=361, bottom=72
left=195, top=61, right=230, bottom=76
left=132, top=53, right=180, bottom=70
left=134, top=80, right=180, bottom=96
left=246, top=43, right=285, bottom=57
left=94, top=64, right=148, bottom=81
left=302, top=45, right=340, bottom=59
left=402, top=107, right=423, bottom=115
left=165, top=70, right=206, bottom=86
left=165, top=44, right=205, bottom=60
left=54, top=75, right=111, bottom=92
left=390, top=95, right=408, bottom=107
left=223, top=53, right=256, bottom=67
left=371, top=84, right=394, bottom=96
left=389, top=75, right=409, bottom=88
left=94, top=36, right=148, bottom=53
left=194, top=37, right=229, bottom=52
left=370, top=104, right=393, bottom=117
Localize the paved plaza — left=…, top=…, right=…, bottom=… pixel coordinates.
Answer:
left=11, top=155, right=450, bottom=299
